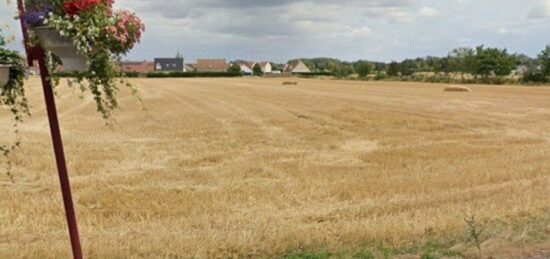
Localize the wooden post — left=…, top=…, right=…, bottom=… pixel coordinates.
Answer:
left=16, top=2, right=83, bottom=258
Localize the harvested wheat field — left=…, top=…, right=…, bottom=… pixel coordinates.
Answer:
left=0, top=77, right=549, bottom=258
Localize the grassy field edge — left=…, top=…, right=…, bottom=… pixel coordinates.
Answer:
left=281, top=210, right=550, bottom=259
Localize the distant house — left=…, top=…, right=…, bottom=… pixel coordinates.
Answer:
left=234, top=61, right=255, bottom=75
left=120, top=61, right=154, bottom=74
left=239, top=63, right=254, bottom=76
left=184, top=64, right=197, bottom=72
left=259, top=62, right=272, bottom=74
left=154, top=58, right=185, bottom=72
left=195, top=59, right=228, bottom=72
left=284, top=60, right=311, bottom=74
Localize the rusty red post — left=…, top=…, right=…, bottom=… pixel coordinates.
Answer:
left=16, top=1, right=83, bottom=258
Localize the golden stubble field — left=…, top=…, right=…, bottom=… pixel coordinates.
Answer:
left=0, top=77, right=549, bottom=258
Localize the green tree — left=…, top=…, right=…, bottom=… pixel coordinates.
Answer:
left=329, top=63, right=353, bottom=78
left=433, top=56, right=451, bottom=75
left=474, top=45, right=515, bottom=78
left=253, top=63, right=263, bottom=76
left=522, top=69, right=546, bottom=83
left=400, top=59, right=417, bottom=76
left=513, top=53, right=537, bottom=68
left=373, top=62, right=387, bottom=72
left=387, top=61, right=400, bottom=77
left=271, top=63, right=282, bottom=71
left=449, top=47, right=476, bottom=80
left=227, top=63, right=241, bottom=73
left=355, top=61, right=372, bottom=78
left=538, top=45, right=550, bottom=78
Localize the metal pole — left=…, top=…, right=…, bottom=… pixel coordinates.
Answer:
left=36, top=51, right=83, bottom=259
left=16, top=1, right=83, bottom=258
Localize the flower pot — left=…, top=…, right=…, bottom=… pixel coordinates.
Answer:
left=33, top=26, right=89, bottom=72
left=0, top=64, right=10, bottom=88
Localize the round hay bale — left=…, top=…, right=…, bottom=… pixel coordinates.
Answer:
left=282, top=81, right=298, bottom=85
left=444, top=85, right=471, bottom=92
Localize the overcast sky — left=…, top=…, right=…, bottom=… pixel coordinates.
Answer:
left=1, top=0, right=550, bottom=63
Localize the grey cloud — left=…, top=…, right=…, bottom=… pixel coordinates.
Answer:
left=525, top=0, right=550, bottom=20
left=130, top=0, right=416, bottom=39
left=527, top=7, right=550, bottom=19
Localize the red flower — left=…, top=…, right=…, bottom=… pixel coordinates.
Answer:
left=63, top=0, right=113, bottom=16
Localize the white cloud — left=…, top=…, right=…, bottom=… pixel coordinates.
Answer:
left=419, top=7, right=440, bottom=17
left=388, top=11, right=414, bottom=22
left=351, top=26, right=373, bottom=37
left=497, top=27, right=508, bottom=35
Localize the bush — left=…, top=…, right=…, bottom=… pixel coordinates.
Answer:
left=424, top=75, right=453, bottom=83
left=374, top=72, right=387, bottom=81
left=122, top=71, right=140, bottom=78
left=253, top=64, right=263, bottom=76
left=146, top=71, right=242, bottom=78
left=227, top=64, right=241, bottom=73
left=521, top=70, right=547, bottom=83
left=295, top=72, right=332, bottom=77
left=477, top=77, right=509, bottom=85
left=355, top=62, right=372, bottom=78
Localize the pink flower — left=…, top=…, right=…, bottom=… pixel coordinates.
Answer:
left=107, top=10, right=145, bottom=53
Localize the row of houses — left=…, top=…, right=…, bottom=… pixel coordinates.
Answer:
left=120, top=58, right=227, bottom=73
left=235, top=61, right=272, bottom=75
left=120, top=58, right=312, bottom=75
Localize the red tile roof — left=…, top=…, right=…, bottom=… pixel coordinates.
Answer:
left=120, top=61, right=154, bottom=73
left=235, top=61, right=255, bottom=70
left=195, top=59, right=228, bottom=72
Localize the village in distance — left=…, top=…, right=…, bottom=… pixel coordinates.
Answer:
left=120, top=57, right=312, bottom=76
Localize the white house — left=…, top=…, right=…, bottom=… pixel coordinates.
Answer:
left=259, top=62, right=272, bottom=74
left=234, top=61, right=256, bottom=75
left=284, top=60, right=311, bottom=74
left=240, top=63, right=254, bottom=75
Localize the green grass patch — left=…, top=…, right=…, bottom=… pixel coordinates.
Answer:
left=280, top=211, right=550, bottom=259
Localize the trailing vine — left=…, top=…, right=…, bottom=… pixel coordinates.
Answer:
left=0, top=29, right=29, bottom=179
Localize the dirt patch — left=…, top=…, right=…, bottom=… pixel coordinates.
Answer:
left=444, top=85, right=472, bottom=92
left=340, top=139, right=378, bottom=153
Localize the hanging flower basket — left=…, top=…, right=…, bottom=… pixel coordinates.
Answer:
left=0, top=64, right=10, bottom=88
left=33, top=26, right=88, bottom=71
left=21, top=0, right=145, bottom=118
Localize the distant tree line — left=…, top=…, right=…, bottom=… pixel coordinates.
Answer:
left=293, top=45, right=550, bottom=84
left=288, top=58, right=384, bottom=79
